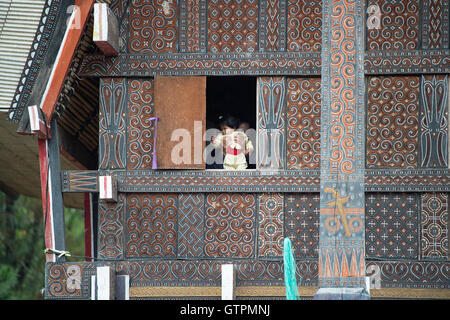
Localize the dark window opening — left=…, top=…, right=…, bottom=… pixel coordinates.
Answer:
left=206, top=76, right=257, bottom=169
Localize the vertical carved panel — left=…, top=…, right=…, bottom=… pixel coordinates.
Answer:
left=420, top=193, right=448, bottom=259
left=366, top=193, right=419, bottom=259
left=366, top=0, right=419, bottom=50
left=286, top=77, right=321, bottom=169
left=257, top=77, right=286, bottom=169
left=366, top=76, right=420, bottom=168
left=285, top=193, right=319, bottom=258
left=257, top=193, right=284, bottom=257
left=261, top=0, right=287, bottom=51
left=127, top=79, right=155, bottom=170
left=129, top=0, right=178, bottom=53
left=98, top=194, right=125, bottom=259
left=319, top=0, right=366, bottom=289
left=99, top=78, right=127, bottom=170
left=420, top=75, right=448, bottom=168
left=287, top=0, right=322, bottom=52
left=126, top=194, right=177, bottom=258
left=180, top=0, right=207, bottom=52
left=178, top=193, right=205, bottom=258
left=205, top=193, right=256, bottom=258
left=207, top=0, right=258, bottom=53
left=422, top=0, right=449, bottom=49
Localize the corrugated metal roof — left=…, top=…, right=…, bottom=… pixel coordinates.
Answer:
left=0, top=0, right=46, bottom=108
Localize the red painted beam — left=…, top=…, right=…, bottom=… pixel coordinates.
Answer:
left=41, top=0, right=95, bottom=124
left=38, top=138, right=55, bottom=262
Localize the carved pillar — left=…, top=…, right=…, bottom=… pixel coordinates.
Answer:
left=315, top=0, right=368, bottom=299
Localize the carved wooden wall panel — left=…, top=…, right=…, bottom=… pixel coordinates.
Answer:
left=257, top=77, right=286, bottom=169
left=177, top=193, right=206, bottom=258
left=98, top=194, right=125, bottom=259
left=422, top=0, right=449, bottom=49
left=366, top=193, right=419, bottom=259
left=286, top=77, right=321, bottom=169
left=420, top=192, right=448, bottom=260
left=420, top=75, right=448, bottom=168
left=366, top=76, right=420, bottom=169
left=366, top=0, right=420, bottom=50
left=99, top=78, right=127, bottom=170
left=287, top=0, right=322, bottom=52
left=285, top=193, right=319, bottom=258
left=257, top=193, right=284, bottom=257
left=207, top=0, right=258, bottom=53
left=205, top=193, right=256, bottom=258
left=127, top=79, right=155, bottom=170
left=129, top=0, right=178, bottom=53
left=126, top=193, right=177, bottom=258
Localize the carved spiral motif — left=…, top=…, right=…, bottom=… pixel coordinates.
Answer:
left=286, top=78, right=321, bottom=169
left=366, top=76, right=419, bottom=168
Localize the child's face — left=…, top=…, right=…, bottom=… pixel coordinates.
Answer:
left=222, top=125, right=234, bottom=135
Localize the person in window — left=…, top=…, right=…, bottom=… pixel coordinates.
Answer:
left=211, top=115, right=254, bottom=170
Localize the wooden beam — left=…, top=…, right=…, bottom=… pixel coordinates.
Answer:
left=40, top=0, right=95, bottom=124
left=58, top=126, right=97, bottom=170
left=38, top=119, right=66, bottom=263
left=93, top=3, right=119, bottom=56
left=96, top=266, right=116, bottom=300
left=221, top=264, right=236, bottom=300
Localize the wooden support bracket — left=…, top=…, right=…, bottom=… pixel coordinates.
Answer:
left=93, top=3, right=119, bottom=56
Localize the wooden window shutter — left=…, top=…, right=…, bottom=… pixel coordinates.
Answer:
left=154, top=76, right=206, bottom=169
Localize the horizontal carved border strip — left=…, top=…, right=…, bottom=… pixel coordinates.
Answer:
left=78, top=50, right=450, bottom=77
left=129, top=286, right=450, bottom=299
left=79, top=52, right=321, bottom=77
left=365, top=50, right=450, bottom=74
left=62, top=169, right=450, bottom=193
left=130, top=286, right=317, bottom=298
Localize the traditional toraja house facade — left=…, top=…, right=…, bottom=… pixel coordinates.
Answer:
left=2, top=0, right=450, bottom=299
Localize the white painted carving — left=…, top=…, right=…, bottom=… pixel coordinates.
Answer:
left=66, top=265, right=82, bottom=291
left=366, top=264, right=381, bottom=289
left=367, top=4, right=381, bottom=30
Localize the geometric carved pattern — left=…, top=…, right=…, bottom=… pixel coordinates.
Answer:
left=98, top=194, right=125, bottom=259
left=127, top=260, right=222, bottom=287
left=257, top=193, right=284, bottom=257
left=285, top=193, right=319, bottom=258
left=420, top=193, right=448, bottom=260
left=120, top=169, right=321, bottom=192
left=207, top=0, right=258, bottom=53
left=366, top=0, right=419, bottom=50
left=126, top=193, right=177, bottom=258
left=366, top=193, right=419, bottom=259
left=205, top=193, right=256, bottom=258
left=364, top=50, right=450, bottom=75
left=366, top=76, right=420, bottom=168
left=262, top=0, right=286, bottom=51
left=62, top=171, right=98, bottom=193
left=45, top=263, right=97, bottom=299
left=420, top=75, right=448, bottom=168
left=99, top=78, right=127, bottom=170
left=127, top=79, right=155, bottom=170
left=287, top=0, right=322, bottom=52
left=422, top=0, right=449, bottom=49
left=257, top=77, right=286, bottom=169
left=180, top=0, right=207, bottom=52
left=178, top=193, right=205, bottom=258
left=286, top=77, right=321, bottom=169
left=129, top=0, right=178, bottom=53
left=237, top=260, right=318, bottom=286
left=365, top=261, right=450, bottom=289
